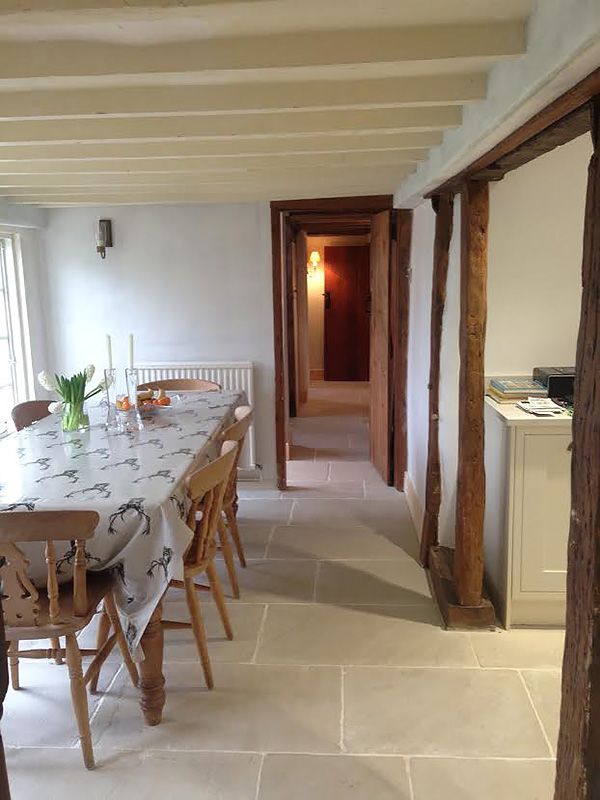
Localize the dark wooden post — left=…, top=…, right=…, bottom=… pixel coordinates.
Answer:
left=454, top=179, right=489, bottom=606
left=555, top=98, right=600, bottom=800
left=391, top=209, right=413, bottom=491
left=419, top=193, right=454, bottom=566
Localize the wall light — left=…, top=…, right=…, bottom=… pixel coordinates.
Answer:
left=307, top=249, right=321, bottom=277
left=95, top=219, right=113, bottom=259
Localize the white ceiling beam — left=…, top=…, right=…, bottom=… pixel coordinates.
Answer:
left=0, top=24, right=525, bottom=88
left=0, top=0, right=261, bottom=11
left=0, top=106, right=461, bottom=144
left=0, top=149, right=426, bottom=175
left=0, top=131, right=443, bottom=161
left=0, top=164, right=412, bottom=191
left=5, top=182, right=404, bottom=203
left=0, top=74, right=486, bottom=120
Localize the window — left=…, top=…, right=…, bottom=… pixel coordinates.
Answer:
left=0, top=234, right=32, bottom=435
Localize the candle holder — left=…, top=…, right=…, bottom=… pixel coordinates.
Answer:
left=103, top=368, right=118, bottom=430
left=127, top=367, right=143, bottom=431
left=115, top=368, right=143, bottom=432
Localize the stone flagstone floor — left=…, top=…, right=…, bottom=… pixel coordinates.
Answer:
left=4, top=382, right=562, bottom=799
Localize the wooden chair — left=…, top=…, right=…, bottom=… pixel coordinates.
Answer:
left=217, top=406, right=253, bottom=598
left=0, top=510, right=138, bottom=769
left=138, top=378, right=221, bottom=392
left=11, top=400, right=51, bottom=432
left=163, top=441, right=238, bottom=689
left=10, top=400, right=62, bottom=666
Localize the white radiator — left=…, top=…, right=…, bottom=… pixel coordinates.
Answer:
left=137, top=361, right=256, bottom=470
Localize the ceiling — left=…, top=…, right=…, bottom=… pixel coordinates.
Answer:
left=0, top=0, right=536, bottom=207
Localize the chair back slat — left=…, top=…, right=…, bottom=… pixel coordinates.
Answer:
left=0, top=542, right=40, bottom=627
left=184, top=442, right=238, bottom=568
left=138, top=379, right=220, bottom=392
left=220, top=407, right=253, bottom=503
left=45, top=540, right=60, bottom=624
left=0, top=510, right=99, bottom=629
left=11, top=400, right=51, bottom=432
left=0, top=511, right=99, bottom=543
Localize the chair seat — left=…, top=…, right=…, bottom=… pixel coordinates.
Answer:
left=6, top=571, right=114, bottom=641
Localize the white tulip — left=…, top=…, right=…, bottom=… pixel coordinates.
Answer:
left=48, top=401, right=64, bottom=415
left=84, top=364, right=95, bottom=382
left=97, top=373, right=114, bottom=390
left=37, top=370, right=57, bottom=392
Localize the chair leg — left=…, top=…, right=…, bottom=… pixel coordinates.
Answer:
left=103, top=592, right=139, bottom=688
left=51, top=637, right=63, bottom=665
left=89, top=606, right=111, bottom=694
left=184, top=576, right=213, bottom=690
left=218, top=518, right=240, bottom=599
left=65, top=634, right=95, bottom=770
left=206, top=562, right=233, bottom=641
left=224, top=506, right=247, bottom=568
left=7, top=642, right=19, bottom=691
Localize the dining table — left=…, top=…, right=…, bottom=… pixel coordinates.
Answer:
left=0, top=388, right=244, bottom=726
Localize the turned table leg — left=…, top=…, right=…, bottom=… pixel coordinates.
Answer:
left=139, top=600, right=165, bottom=726
left=0, top=597, right=12, bottom=799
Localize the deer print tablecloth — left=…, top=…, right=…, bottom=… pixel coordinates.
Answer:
left=0, top=390, right=243, bottom=658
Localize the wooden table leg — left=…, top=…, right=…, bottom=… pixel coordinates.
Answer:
left=0, top=597, right=12, bottom=799
left=138, top=600, right=165, bottom=726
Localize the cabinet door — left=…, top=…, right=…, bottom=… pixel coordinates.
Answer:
left=515, top=430, right=571, bottom=593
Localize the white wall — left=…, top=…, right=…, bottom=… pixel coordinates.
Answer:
left=405, top=202, right=435, bottom=530
left=41, top=202, right=277, bottom=481
left=486, top=134, right=590, bottom=373
left=437, top=200, right=461, bottom=546
left=306, top=239, right=325, bottom=372
left=405, top=134, right=590, bottom=546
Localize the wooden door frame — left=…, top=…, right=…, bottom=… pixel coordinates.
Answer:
left=420, top=66, right=600, bottom=797
left=270, top=195, right=396, bottom=490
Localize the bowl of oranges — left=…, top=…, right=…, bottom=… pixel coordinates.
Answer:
left=116, top=387, right=172, bottom=416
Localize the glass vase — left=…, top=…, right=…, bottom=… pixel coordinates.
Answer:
left=61, top=400, right=89, bottom=432
left=103, top=368, right=118, bottom=430
left=115, top=367, right=143, bottom=432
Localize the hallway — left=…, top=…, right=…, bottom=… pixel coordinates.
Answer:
left=5, top=383, right=562, bottom=798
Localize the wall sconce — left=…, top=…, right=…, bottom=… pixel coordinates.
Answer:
left=307, top=249, right=321, bottom=277
left=95, top=219, right=113, bottom=259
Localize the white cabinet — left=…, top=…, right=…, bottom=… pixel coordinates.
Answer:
left=484, top=399, right=572, bottom=628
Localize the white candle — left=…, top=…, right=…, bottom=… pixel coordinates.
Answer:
left=128, top=333, right=134, bottom=370
left=106, top=334, right=113, bottom=371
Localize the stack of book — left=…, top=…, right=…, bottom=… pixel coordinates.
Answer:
left=487, top=376, right=548, bottom=404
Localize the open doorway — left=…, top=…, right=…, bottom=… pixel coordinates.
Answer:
left=296, top=235, right=372, bottom=476
left=270, top=196, right=412, bottom=491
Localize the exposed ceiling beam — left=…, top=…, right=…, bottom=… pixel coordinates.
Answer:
left=0, top=163, right=412, bottom=191
left=0, top=107, right=462, bottom=144
left=0, top=131, right=443, bottom=161
left=0, top=74, right=487, bottom=120
left=0, top=151, right=424, bottom=176
left=0, top=162, right=414, bottom=187
left=0, top=24, right=525, bottom=88
left=0, top=0, right=264, bottom=11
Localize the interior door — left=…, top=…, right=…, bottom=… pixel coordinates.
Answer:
left=369, top=210, right=392, bottom=482
left=323, top=245, right=370, bottom=381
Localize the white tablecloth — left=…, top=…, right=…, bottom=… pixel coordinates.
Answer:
left=0, top=390, right=243, bottom=657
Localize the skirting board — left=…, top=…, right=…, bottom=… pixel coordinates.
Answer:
left=238, top=467, right=262, bottom=481
left=310, top=369, right=325, bottom=381
left=404, top=471, right=424, bottom=539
